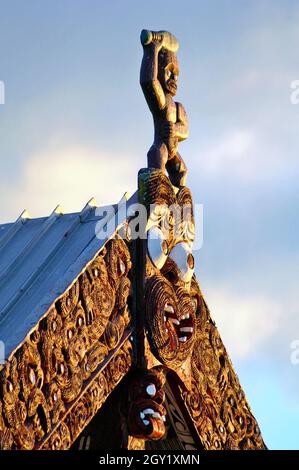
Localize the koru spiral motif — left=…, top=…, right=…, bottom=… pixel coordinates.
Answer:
left=0, top=237, right=133, bottom=450
left=135, top=168, right=265, bottom=449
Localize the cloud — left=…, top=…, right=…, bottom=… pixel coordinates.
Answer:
left=198, top=129, right=256, bottom=178
left=204, top=284, right=283, bottom=359
left=0, top=146, right=138, bottom=222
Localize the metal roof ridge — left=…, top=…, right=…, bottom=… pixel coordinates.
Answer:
left=0, top=205, right=64, bottom=284
left=0, top=209, right=31, bottom=255
left=0, top=192, right=136, bottom=359
left=80, top=197, right=97, bottom=222
left=28, top=200, right=129, bottom=325
left=0, top=199, right=100, bottom=326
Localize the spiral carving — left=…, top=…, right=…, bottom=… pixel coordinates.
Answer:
left=140, top=168, right=176, bottom=209
left=180, top=276, right=266, bottom=449
left=0, top=235, right=133, bottom=450
left=127, top=369, right=167, bottom=441
left=145, top=275, right=196, bottom=368
left=141, top=169, right=265, bottom=450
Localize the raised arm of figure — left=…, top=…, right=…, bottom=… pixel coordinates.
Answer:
left=140, top=39, right=166, bottom=113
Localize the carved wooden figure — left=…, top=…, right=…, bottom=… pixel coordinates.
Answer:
left=140, top=29, right=189, bottom=187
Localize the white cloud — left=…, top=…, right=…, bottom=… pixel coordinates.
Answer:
left=204, top=285, right=282, bottom=359
left=198, top=129, right=257, bottom=179
left=0, top=146, right=138, bottom=222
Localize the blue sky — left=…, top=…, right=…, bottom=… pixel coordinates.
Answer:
left=0, top=0, right=298, bottom=449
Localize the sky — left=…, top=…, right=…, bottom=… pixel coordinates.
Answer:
left=0, top=0, right=298, bottom=449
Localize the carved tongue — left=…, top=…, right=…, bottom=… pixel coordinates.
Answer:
left=143, top=408, right=155, bottom=415
left=179, top=326, right=193, bottom=333
left=141, top=408, right=162, bottom=420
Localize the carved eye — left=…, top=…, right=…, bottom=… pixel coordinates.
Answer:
left=146, top=384, right=156, bottom=397
left=147, top=226, right=168, bottom=269
left=94, top=268, right=99, bottom=277
left=29, top=367, right=36, bottom=385
left=168, top=242, right=195, bottom=282
left=77, top=316, right=84, bottom=327
left=67, top=329, right=73, bottom=340
left=54, top=439, right=60, bottom=449
left=53, top=391, right=58, bottom=402
left=166, top=69, right=171, bottom=79
left=187, top=253, right=194, bottom=269
left=118, top=259, right=126, bottom=275
left=6, top=380, right=13, bottom=392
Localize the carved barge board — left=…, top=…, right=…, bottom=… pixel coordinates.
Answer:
left=0, top=235, right=134, bottom=450
left=0, top=169, right=266, bottom=450
left=132, top=168, right=266, bottom=450
left=41, top=336, right=133, bottom=450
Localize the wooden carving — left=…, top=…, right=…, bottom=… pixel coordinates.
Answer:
left=131, top=29, right=265, bottom=450
left=0, top=29, right=265, bottom=451
left=0, top=237, right=133, bottom=449
left=134, top=166, right=266, bottom=449
left=127, top=368, right=167, bottom=440
left=140, top=29, right=188, bottom=187
left=182, top=279, right=265, bottom=449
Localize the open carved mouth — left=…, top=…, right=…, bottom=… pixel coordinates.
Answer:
left=163, top=302, right=194, bottom=344
left=139, top=405, right=166, bottom=427
left=129, top=396, right=166, bottom=440
left=135, top=396, right=166, bottom=441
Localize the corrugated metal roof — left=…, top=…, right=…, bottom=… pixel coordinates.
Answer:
left=0, top=192, right=137, bottom=360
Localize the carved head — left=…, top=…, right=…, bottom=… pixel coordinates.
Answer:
left=127, top=369, right=167, bottom=440
left=158, top=49, right=179, bottom=96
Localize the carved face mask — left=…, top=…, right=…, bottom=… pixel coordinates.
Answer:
left=159, top=50, right=179, bottom=96
left=127, top=369, right=167, bottom=440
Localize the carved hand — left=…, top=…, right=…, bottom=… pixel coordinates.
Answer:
left=140, top=30, right=179, bottom=53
